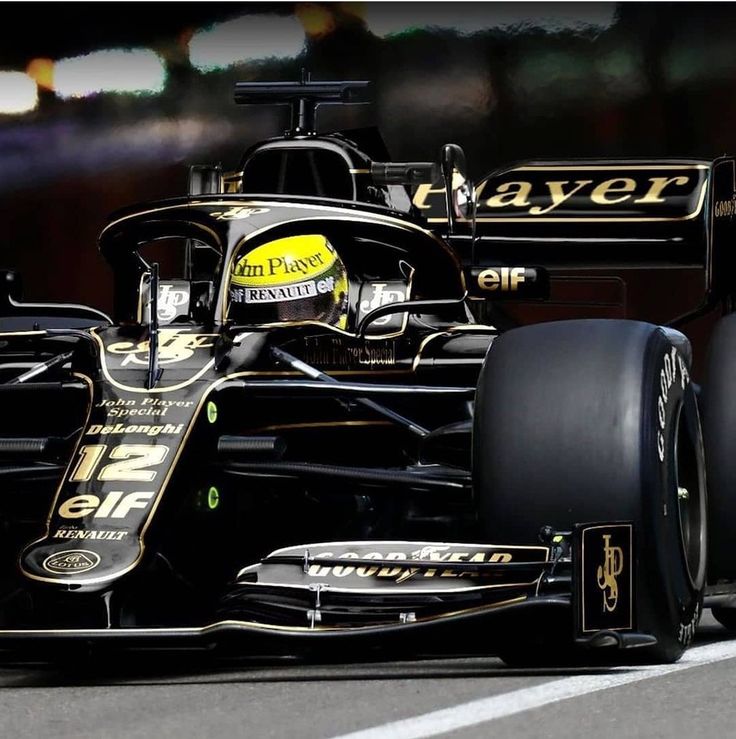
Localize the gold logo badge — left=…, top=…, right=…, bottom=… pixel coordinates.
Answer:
left=476, top=267, right=527, bottom=292
left=211, top=206, right=269, bottom=221
left=596, top=534, right=624, bottom=612
left=107, top=329, right=216, bottom=367
left=42, top=549, right=101, bottom=574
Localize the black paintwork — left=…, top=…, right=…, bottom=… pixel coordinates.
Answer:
left=0, top=81, right=719, bottom=654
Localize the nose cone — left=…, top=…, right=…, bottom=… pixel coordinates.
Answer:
left=21, top=534, right=144, bottom=592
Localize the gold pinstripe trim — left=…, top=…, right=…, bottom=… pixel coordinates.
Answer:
left=20, top=364, right=412, bottom=586
left=19, top=372, right=95, bottom=583
left=0, top=596, right=529, bottom=635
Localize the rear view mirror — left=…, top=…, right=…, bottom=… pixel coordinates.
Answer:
left=441, top=144, right=477, bottom=234
left=188, top=165, right=223, bottom=196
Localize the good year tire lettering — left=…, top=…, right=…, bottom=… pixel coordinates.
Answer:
left=657, top=346, right=690, bottom=462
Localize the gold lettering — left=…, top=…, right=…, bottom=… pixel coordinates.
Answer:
left=478, top=268, right=500, bottom=291
left=634, top=176, right=690, bottom=204
left=596, top=534, right=625, bottom=612
left=332, top=552, right=357, bottom=577
left=509, top=267, right=526, bottom=290
left=59, top=495, right=100, bottom=518
left=413, top=182, right=446, bottom=210
left=377, top=552, right=405, bottom=577
left=590, top=178, right=636, bottom=205
left=489, top=552, right=512, bottom=563
left=94, top=491, right=123, bottom=519
left=307, top=552, right=333, bottom=577
left=477, top=268, right=526, bottom=292
left=485, top=181, right=533, bottom=209
left=529, top=180, right=593, bottom=215
left=356, top=552, right=382, bottom=577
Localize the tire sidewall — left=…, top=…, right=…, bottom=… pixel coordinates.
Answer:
left=472, top=320, right=706, bottom=662
left=640, top=333, right=705, bottom=656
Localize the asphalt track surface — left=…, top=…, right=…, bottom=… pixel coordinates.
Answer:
left=1, top=612, right=735, bottom=738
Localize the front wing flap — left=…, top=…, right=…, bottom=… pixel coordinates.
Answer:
left=0, top=524, right=649, bottom=654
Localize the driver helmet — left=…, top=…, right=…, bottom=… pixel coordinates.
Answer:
left=228, top=234, right=348, bottom=328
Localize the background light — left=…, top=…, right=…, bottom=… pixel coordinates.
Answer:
left=26, top=59, right=54, bottom=91
left=0, top=72, right=38, bottom=114
left=189, top=14, right=305, bottom=71
left=364, top=4, right=618, bottom=38
left=296, top=4, right=337, bottom=38
left=54, top=49, right=166, bottom=99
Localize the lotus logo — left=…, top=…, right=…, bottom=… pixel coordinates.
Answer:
left=42, top=549, right=101, bottom=574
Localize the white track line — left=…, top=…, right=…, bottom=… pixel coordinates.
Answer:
left=331, top=640, right=736, bottom=739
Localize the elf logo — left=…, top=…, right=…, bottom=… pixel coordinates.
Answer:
left=57, top=491, right=155, bottom=519
left=477, top=267, right=527, bottom=292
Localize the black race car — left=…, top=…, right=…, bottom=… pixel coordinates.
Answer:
left=2, top=77, right=734, bottom=665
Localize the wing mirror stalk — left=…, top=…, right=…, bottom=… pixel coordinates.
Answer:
left=441, top=144, right=477, bottom=239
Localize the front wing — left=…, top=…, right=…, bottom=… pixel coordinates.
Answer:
left=0, top=523, right=653, bottom=655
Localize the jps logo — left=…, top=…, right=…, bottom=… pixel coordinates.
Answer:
left=211, top=206, right=269, bottom=221
left=157, top=284, right=189, bottom=323
left=477, top=267, right=526, bottom=292
left=107, top=329, right=215, bottom=366
left=596, top=534, right=624, bottom=613
left=359, top=283, right=408, bottom=327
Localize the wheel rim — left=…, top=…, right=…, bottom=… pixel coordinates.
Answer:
left=674, top=399, right=707, bottom=589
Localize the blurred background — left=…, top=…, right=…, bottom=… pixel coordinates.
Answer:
left=0, top=1, right=734, bottom=314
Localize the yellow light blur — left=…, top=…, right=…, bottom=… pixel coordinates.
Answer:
left=26, top=58, right=54, bottom=91
left=296, top=4, right=337, bottom=38
left=337, top=3, right=365, bottom=22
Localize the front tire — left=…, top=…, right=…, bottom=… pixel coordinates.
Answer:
left=473, top=319, right=707, bottom=663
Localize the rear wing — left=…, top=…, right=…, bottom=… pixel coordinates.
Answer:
left=414, top=158, right=736, bottom=328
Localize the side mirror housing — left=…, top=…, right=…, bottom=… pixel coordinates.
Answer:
left=188, top=165, right=223, bottom=196
left=440, top=144, right=476, bottom=234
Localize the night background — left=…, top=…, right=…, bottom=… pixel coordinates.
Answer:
left=0, top=1, right=733, bottom=330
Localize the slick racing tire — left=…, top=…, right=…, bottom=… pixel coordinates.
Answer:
left=474, top=319, right=707, bottom=663
left=702, top=313, right=736, bottom=584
